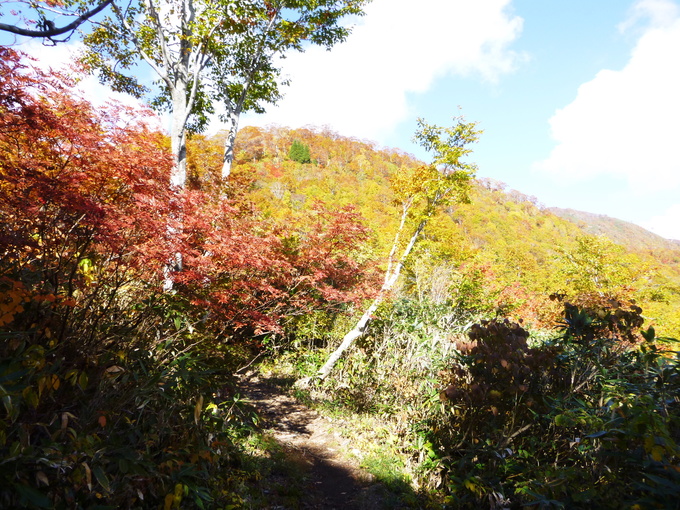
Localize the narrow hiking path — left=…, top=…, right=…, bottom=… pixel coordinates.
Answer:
left=238, top=371, right=412, bottom=509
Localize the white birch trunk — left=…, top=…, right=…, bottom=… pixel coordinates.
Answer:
left=221, top=110, right=240, bottom=179
left=314, top=296, right=384, bottom=380
left=170, top=93, right=188, bottom=187
left=300, top=215, right=431, bottom=385
left=164, top=95, right=186, bottom=290
left=165, top=75, right=189, bottom=288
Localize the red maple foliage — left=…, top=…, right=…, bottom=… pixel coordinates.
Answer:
left=0, top=47, right=175, bottom=347
left=1, top=47, right=378, bottom=343
left=173, top=194, right=378, bottom=335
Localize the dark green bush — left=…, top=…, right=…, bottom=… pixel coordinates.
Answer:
left=432, top=297, right=680, bottom=509
left=0, top=296, right=255, bottom=509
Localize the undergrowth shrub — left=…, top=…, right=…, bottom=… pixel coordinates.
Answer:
left=430, top=296, right=680, bottom=509
left=0, top=325, right=253, bottom=508
left=174, top=197, right=377, bottom=338
left=318, top=297, right=468, bottom=416
left=0, top=48, right=259, bottom=508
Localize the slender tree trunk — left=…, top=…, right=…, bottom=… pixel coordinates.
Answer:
left=170, top=91, right=188, bottom=187
left=299, top=215, right=430, bottom=385
left=165, top=84, right=189, bottom=289
left=220, top=23, right=274, bottom=181
left=164, top=110, right=185, bottom=290
left=315, top=295, right=385, bottom=380
left=221, top=110, right=240, bottom=179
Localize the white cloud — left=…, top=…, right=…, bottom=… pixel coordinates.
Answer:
left=640, top=204, right=680, bottom=240
left=18, top=40, right=152, bottom=111
left=619, top=0, right=680, bottom=32
left=240, top=0, right=523, bottom=142
left=534, top=0, right=680, bottom=192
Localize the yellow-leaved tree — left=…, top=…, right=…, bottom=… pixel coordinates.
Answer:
left=298, top=115, right=482, bottom=384
left=558, top=234, right=646, bottom=296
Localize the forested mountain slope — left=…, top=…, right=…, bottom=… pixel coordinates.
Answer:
left=213, top=125, right=680, bottom=509
left=205, top=125, right=680, bottom=336
left=549, top=207, right=680, bottom=251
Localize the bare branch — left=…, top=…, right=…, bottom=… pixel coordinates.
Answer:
left=0, top=0, right=114, bottom=39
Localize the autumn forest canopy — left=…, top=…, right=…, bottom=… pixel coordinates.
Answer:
left=1, top=4, right=680, bottom=507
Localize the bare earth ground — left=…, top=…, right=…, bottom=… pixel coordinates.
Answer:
left=238, top=372, right=404, bottom=510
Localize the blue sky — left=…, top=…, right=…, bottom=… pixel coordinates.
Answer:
left=5, top=0, right=680, bottom=239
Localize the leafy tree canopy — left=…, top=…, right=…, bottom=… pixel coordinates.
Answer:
left=79, top=0, right=370, bottom=184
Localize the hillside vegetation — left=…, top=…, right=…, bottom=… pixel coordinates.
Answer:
left=218, top=124, right=680, bottom=339
left=549, top=207, right=680, bottom=251
left=2, top=51, right=679, bottom=509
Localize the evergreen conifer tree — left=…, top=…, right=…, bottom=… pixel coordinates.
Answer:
left=289, top=140, right=311, bottom=164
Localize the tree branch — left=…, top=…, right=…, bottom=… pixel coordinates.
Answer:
left=0, top=0, right=114, bottom=38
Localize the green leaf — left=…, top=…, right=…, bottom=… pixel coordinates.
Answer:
left=554, top=413, right=575, bottom=427
left=78, top=371, right=88, bottom=390
left=118, top=458, right=129, bottom=474
left=93, top=465, right=111, bottom=493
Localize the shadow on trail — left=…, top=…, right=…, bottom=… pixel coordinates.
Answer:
left=238, top=373, right=423, bottom=509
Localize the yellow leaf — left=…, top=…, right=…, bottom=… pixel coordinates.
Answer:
left=174, top=483, right=184, bottom=500
left=164, top=494, right=175, bottom=510
left=194, top=395, right=204, bottom=425
left=644, top=436, right=655, bottom=452
left=82, top=462, right=92, bottom=491
left=51, top=374, right=60, bottom=391
left=463, top=477, right=482, bottom=495
left=651, top=445, right=665, bottom=462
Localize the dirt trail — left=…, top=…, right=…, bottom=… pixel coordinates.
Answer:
left=238, top=372, right=384, bottom=509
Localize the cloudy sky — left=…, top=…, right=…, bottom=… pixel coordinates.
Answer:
left=5, top=0, right=680, bottom=239
left=242, top=0, right=680, bottom=240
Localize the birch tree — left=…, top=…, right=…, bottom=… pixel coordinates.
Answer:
left=299, top=116, right=482, bottom=385
left=80, top=0, right=368, bottom=186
